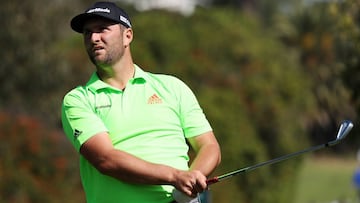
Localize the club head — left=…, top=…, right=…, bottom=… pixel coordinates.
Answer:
left=336, top=120, right=354, bottom=140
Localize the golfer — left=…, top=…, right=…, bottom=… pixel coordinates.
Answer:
left=61, top=1, right=221, bottom=203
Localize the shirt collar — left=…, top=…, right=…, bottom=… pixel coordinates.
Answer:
left=131, top=64, right=147, bottom=83
left=86, top=64, right=147, bottom=92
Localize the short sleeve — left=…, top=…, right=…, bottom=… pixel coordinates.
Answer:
left=176, top=80, right=212, bottom=138
left=61, top=88, right=108, bottom=152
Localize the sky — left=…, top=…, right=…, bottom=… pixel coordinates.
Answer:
left=118, top=0, right=208, bottom=16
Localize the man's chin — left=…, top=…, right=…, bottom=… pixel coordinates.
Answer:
left=91, top=57, right=107, bottom=65
left=93, top=60, right=113, bottom=68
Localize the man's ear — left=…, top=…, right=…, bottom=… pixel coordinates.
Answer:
left=123, top=28, right=133, bottom=47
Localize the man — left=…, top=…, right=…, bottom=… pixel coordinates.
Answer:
left=61, top=2, right=221, bottom=203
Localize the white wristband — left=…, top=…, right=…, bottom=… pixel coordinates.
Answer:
left=172, top=189, right=200, bottom=203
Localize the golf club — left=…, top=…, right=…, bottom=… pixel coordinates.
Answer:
left=207, top=120, right=354, bottom=185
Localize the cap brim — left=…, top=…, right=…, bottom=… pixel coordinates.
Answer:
left=70, top=13, right=115, bottom=33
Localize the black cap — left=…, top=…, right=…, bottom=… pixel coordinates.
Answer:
left=71, top=1, right=132, bottom=33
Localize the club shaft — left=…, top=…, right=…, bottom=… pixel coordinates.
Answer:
left=207, top=142, right=330, bottom=185
left=206, top=120, right=353, bottom=185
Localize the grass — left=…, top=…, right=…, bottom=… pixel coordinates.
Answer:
left=294, top=155, right=359, bottom=203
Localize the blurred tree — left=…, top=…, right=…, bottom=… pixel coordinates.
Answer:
left=330, top=0, right=360, bottom=148
left=210, top=0, right=254, bottom=10
left=0, top=0, right=87, bottom=202
left=289, top=1, right=357, bottom=147
left=206, top=0, right=298, bottom=26
left=0, top=0, right=87, bottom=123
left=0, top=111, right=84, bottom=203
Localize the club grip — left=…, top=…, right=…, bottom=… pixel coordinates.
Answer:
left=206, top=177, right=219, bottom=185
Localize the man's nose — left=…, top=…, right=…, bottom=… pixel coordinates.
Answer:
left=90, top=32, right=101, bottom=42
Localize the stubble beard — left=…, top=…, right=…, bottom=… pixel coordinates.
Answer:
left=88, top=46, right=124, bottom=68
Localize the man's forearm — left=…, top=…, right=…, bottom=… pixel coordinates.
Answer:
left=189, top=143, right=221, bottom=176
left=90, top=148, right=179, bottom=185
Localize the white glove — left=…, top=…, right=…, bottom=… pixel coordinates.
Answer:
left=172, top=189, right=201, bottom=203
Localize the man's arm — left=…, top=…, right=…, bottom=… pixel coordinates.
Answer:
left=80, top=132, right=208, bottom=196
left=187, top=131, right=221, bottom=176
left=185, top=131, right=221, bottom=195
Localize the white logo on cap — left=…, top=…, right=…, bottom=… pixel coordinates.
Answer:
left=87, top=7, right=110, bottom=14
left=120, top=15, right=131, bottom=27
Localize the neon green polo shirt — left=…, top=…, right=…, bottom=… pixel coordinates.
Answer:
left=61, top=65, right=212, bottom=203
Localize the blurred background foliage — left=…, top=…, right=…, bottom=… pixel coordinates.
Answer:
left=0, top=0, right=359, bottom=202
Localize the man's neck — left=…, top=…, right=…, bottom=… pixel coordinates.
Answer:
left=97, top=61, right=135, bottom=91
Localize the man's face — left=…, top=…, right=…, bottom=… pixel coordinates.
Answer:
left=82, top=18, right=124, bottom=66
